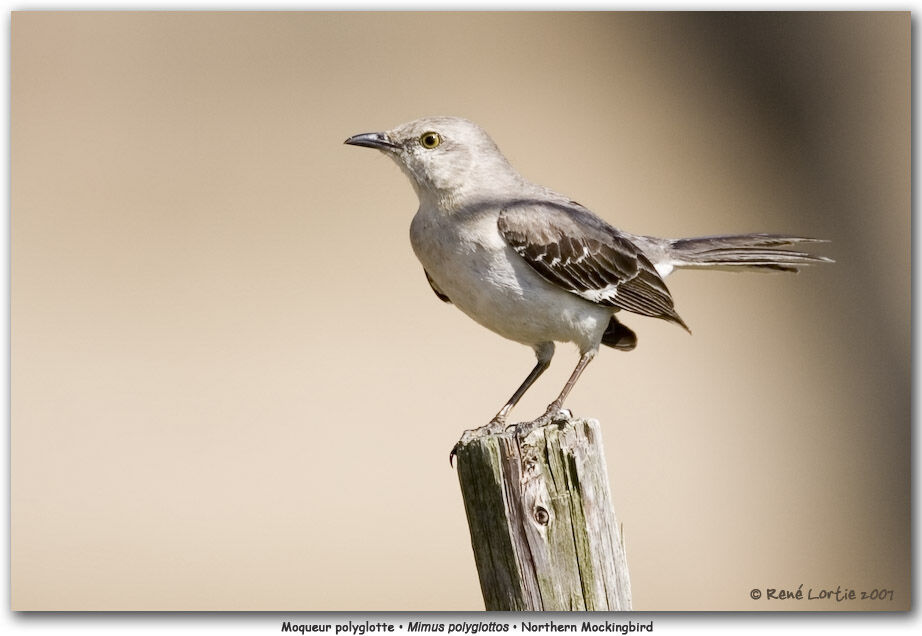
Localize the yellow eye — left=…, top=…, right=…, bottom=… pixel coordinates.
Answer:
left=419, top=131, right=442, bottom=149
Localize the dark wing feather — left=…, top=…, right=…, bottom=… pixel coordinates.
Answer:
left=498, top=201, right=688, bottom=330
left=425, top=270, right=451, bottom=304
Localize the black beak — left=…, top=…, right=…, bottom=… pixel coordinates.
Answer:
left=344, top=132, right=398, bottom=150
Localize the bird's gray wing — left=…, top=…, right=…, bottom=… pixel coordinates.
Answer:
left=424, top=270, right=451, bottom=303
left=498, top=201, right=688, bottom=330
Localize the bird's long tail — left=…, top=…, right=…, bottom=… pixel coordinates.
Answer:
left=667, top=233, right=833, bottom=273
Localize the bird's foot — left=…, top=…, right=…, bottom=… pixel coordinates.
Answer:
left=449, top=416, right=508, bottom=467
left=514, top=405, right=572, bottom=438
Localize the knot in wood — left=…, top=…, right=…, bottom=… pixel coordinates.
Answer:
left=533, top=506, right=550, bottom=526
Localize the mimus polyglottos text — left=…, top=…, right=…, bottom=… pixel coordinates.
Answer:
left=345, top=116, right=831, bottom=449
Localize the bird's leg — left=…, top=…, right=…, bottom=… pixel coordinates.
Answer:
left=516, top=349, right=597, bottom=438
left=450, top=343, right=554, bottom=465
left=453, top=352, right=552, bottom=445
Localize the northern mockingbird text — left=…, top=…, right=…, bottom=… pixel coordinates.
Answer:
left=345, top=117, right=831, bottom=448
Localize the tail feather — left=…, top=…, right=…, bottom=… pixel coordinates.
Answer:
left=669, top=233, right=833, bottom=273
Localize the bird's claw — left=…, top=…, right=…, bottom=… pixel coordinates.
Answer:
left=514, top=406, right=571, bottom=438
left=449, top=407, right=572, bottom=465
left=449, top=417, right=507, bottom=467
left=449, top=443, right=462, bottom=467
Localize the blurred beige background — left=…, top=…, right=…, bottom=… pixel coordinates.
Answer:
left=11, top=12, right=909, bottom=610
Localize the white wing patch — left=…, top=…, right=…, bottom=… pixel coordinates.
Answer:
left=577, top=284, right=620, bottom=303
left=654, top=262, right=674, bottom=277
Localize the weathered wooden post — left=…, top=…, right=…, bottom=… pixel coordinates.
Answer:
left=454, top=415, right=632, bottom=611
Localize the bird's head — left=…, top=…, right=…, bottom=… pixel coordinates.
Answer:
left=345, top=116, right=520, bottom=209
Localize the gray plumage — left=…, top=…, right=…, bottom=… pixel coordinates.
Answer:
left=345, top=116, right=832, bottom=442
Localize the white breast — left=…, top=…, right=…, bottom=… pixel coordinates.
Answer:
left=409, top=206, right=613, bottom=353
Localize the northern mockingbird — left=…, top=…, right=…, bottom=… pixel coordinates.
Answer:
left=345, top=116, right=831, bottom=447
